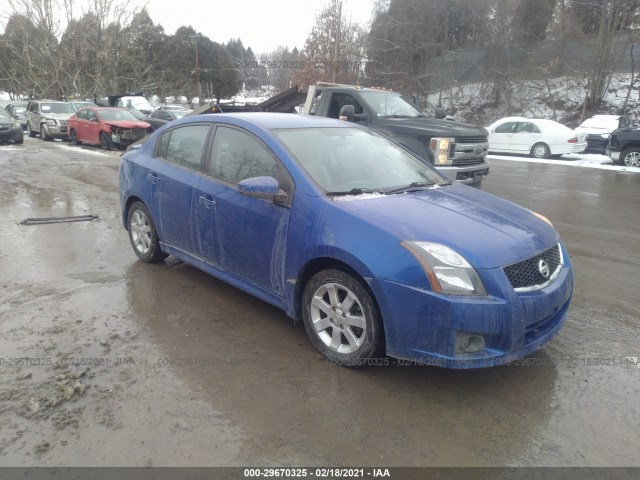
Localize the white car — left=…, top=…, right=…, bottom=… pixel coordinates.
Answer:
left=487, top=117, right=587, bottom=158
left=574, top=114, right=630, bottom=154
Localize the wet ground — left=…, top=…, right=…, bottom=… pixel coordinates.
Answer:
left=0, top=138, right=638, bottom=467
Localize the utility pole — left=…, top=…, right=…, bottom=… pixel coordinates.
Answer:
left=190, top=34, right=202, bottom=103
left=333, top=0, right=342, bottom=83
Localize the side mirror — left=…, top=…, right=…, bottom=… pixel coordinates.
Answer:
left=238, top=176, right=288, bottom=203
left=339, top=104, right=356, bottom=122
left=434, top=108, right=446, bottom=119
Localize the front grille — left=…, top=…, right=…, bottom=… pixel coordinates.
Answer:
left=0, top=125, right=9, bottom=132
left=452, top=157, right=484, bottom=166
left=503, top=244, right=562, bottom=290
left=455, top=136, right=488, bottom=144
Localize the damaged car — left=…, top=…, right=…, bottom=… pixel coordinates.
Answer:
left=68, top=107, right=150, bottom=150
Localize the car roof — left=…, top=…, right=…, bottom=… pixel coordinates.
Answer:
left=196, top=112, right=356, bottom=130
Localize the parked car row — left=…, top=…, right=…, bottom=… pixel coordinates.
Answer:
left=2, top=95, right=192, bottom=150
left=486, top=114, right=636, bottom=163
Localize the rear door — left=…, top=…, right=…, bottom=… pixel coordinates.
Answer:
left=147, top=124, right=211, bottom=255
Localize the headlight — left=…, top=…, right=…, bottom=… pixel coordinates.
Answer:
left=530, top=210, right=553, bottom=227
left=46, top=119, right=57, bottom=126
left=401, top=241, right=487, bottom=296
left=429, top=137, right=454, bottom=166
left=12, top=121, right=21, bottom=130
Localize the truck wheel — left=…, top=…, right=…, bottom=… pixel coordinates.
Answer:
left=620, top=148, right=640, bottom=167
left=531, top=143, right=550, bottom=159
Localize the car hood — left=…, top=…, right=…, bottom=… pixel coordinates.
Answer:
left=0, top=117, right=16, bottom=126
left=104, top=120, right=150, bottom=129
left=375, top=117, right=488, bottom=138
left=333, top=184, right=558, bottom=269
left=44, top=113, right=73, bottom=120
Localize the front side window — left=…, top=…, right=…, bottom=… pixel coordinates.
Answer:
left=495, top=122, right=516, bottom=134
left=156, top=125, right=209, bottom=171
left=208, top=126, right=277, bottom=184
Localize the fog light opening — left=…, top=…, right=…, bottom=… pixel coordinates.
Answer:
left=456, top=333, right=485, bottom=353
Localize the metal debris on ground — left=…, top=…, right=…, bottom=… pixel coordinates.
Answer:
left=19, top=215, right=99, bottom=225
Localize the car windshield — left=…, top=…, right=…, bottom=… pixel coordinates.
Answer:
left=42, top=103, right=75, bottom=114
left=173, top=110, right=190, bottom=119
left=98, top=109, right=138, bottom=122
left=358, top=90, right=423, bottom=118
left=274, top=127, right=447, bottom=194
left=13, top=107, right=26, bottom=114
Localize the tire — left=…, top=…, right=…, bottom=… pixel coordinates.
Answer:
left=27, top=123, right=36, bottom=138
left=127, top=201, right=168, bottom=263
left=620, top=148, right=640, bottom=168
left=531, top=142, right=551, bottom=159
left=69, top=129, right=81, bottom=145
left=100, top=131, right=113, bottom=150
left=15, top=138, right=23, bottom=144
left=41, top=124, right=50, bottom=141
left=302, top=269, right=384, bottom=367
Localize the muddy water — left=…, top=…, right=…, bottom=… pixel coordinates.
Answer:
left=0, top=140, right=638, bottom=466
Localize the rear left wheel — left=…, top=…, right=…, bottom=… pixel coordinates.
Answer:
left=302, top=269, right=384, bottom=367
left=127, top=201, right=168, bottom=263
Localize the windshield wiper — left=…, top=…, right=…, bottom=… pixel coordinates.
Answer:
left=383, top=181, right=435, bottom=194
left=326, top=187, right=379, bottom=196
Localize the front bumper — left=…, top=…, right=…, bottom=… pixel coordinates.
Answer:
left=606, top=147, right=620, bottom=161
left=0, top=126, right=24, bottom=142
left=45, top=124, right=68, bottom=137
left=439, top=163, right=490, bottom=185
left=371, top=249, right=573, bottom=369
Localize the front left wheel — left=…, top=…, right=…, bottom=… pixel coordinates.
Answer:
left=127, top=201, right=168, bottom=263
left=302, top=269, right=384, bottom=367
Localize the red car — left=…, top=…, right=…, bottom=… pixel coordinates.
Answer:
left=68, top=107, right=150, bottom=150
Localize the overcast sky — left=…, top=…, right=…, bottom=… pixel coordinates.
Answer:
left=0, top=0, right=376, bottom=54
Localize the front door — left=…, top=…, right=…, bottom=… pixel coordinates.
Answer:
left=197, top=125, right=291, bottom=295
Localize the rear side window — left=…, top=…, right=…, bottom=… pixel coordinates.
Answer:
left=156, top=125, right=209, bottom=171
left=208, top=126, right=277, bottom=184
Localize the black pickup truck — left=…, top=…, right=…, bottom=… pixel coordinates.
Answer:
left=304, top=83, right=490, bottom=186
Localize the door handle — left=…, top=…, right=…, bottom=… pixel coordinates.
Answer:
left=198, top=195, right=216, bottom=209
left=146, top=173, right=159, bottom=184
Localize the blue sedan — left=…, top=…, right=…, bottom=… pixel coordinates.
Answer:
left=119, top=113, right=573, bottom=368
